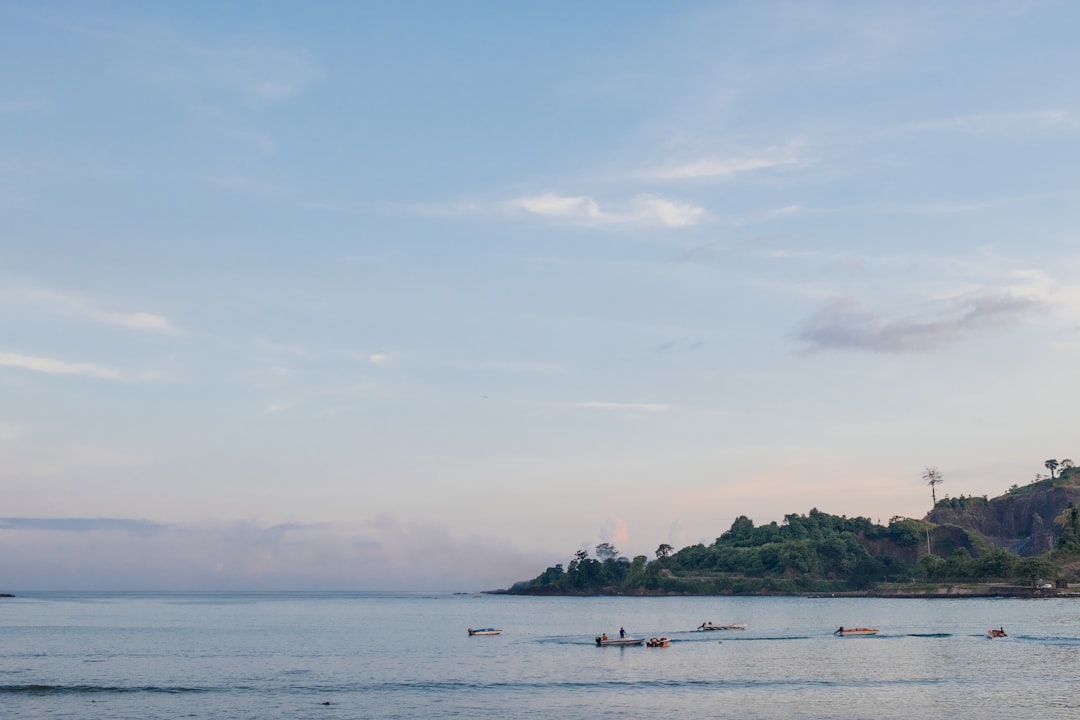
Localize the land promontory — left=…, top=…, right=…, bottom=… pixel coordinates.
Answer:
left=503, top=464, right=1080, bottom=597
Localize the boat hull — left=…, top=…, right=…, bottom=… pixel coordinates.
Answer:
left=595, top=637, right=644, bottom=647
left=468, top=628, right=502, bottom=636
left=834, top=628, right=879, bottom=636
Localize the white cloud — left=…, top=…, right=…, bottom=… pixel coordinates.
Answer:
left=88, top=309, right=175, bottom=333
left=343, top=350, right=398, bottom=367
left=0, top=351, right=123, bottom=380
left=771, top=204, right=805, bottom=216
left=256, top=337, right=315, bottom=358
left=506, top=192, right=704, bottom=228
left=367, top=353, right=392, bottom=367
left=635, top=195, right=705, bottom=227
left=4, top=284, right=179, bottom=334
left=644, top=145, right=808, bottom=181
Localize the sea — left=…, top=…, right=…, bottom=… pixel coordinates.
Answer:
left=2, top=591, right=1078, bottom=719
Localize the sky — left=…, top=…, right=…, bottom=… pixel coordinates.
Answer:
left=2, top=1, right=1079, bottom=591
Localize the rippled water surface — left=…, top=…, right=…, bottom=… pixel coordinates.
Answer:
left=2, top=591, right=1078, bottom=719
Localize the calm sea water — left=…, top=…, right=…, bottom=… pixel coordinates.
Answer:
left=2, top=591, right=1078, bottom=719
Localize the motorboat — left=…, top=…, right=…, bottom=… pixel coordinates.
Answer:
left=987, top=628, right=1007, bottom=638
left=833, top=627, right=879, bottom=636
left=698, top=622, right=746, bottom=631
left=467, top=628, right=502, bottom=636
left=595, top=635, right=644, bottom=646
left=646, top=637, right=670, bottom=647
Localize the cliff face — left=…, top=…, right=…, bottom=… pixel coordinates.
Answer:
left=926, top=472, right=1080, bottom=556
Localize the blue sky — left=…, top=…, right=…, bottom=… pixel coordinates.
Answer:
left=2, top=1, right=1079, bottom=590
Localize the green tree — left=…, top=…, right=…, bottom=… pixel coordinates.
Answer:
left=595, top=542, right=619, bottom=561
left=655, top=543, right=673, bottom=559
left=1054, top=504, right=1080, bottom=554
left=1045, top=459, right=1060, bottom=479
left=943, top=547, right=973, bottom=580
left=918, top=553, right=944, bottom=579
left=720, top=515, right=756, bottom=545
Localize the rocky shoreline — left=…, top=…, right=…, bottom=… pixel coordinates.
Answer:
left=495, top=583, right=1073, bottom=599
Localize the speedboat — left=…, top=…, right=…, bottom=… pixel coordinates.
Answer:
left=834, top=627, right=879, bottom=636
left=467, top=628, right=502, bottom=636
left=646, top=637, right=670, bottom=647
left=698, top=622, right=746, bottom=631
left=987, top=628, right=1007, bottom=638
left=595, top=635, right=644, bottom=646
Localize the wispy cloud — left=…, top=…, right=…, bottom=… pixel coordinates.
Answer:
left=202, top=171, right=285, bottom=196
left=4, top=284, right=178, bottom=334
left=0, top=351, right=123, bottom=380
left=256, top=337, right=316, bottom=358
left=263, top=401, right=291, bottom=416
left=797, top=290, right=1047, bottom=354
left=506, top=192, right=704, bottom=228
left=343, top=350, right=399, bottom=368
left=642, top=145, right=808, bottom=181
left=771, top=204, right=805, bottom=216
left=367, top=353, right=393, bottom=367
left=882, top=110, right=1078, bottom=138
left=74, top=14, right=321, bottom=107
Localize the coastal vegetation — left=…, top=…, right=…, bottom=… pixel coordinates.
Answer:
left=508, top=461, right=1079, bottom=596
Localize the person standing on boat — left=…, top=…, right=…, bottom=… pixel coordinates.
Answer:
left=619, top=627, right=626, bottom=638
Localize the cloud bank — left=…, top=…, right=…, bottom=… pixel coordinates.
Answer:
left=0, top=517, right=546, bottom=592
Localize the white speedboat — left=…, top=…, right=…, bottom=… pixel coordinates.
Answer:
left=698, top=622, right=746, bottom=631
left=467, top=628, right=502, bottom=636
left=595, top=635, right=644, bottom=646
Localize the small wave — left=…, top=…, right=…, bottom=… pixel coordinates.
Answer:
left=906, top=633, right=952, bottom=638
left=0, top=684, right=210, bottom=696
left=1013, top=635, right=1080, bottom=645
left=368, top=676, right=950, bottom=694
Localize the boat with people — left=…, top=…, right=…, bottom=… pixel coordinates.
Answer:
left=646, top=637, right=670, bottom=647
left=987, top=627, right=1008, bottom=638
left=833, top=626, right=879, bottom=636
left=698, top=622, right=746, bottom=631
left=467, top=628, right=502, bottom=636
left=595, top=633, right=644, bottom=647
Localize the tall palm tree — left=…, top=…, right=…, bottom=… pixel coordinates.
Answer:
left=923, top=466, right=944, bottom=506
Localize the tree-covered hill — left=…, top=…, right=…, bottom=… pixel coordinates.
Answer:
left=505, top=464, right=1079, bottom=596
